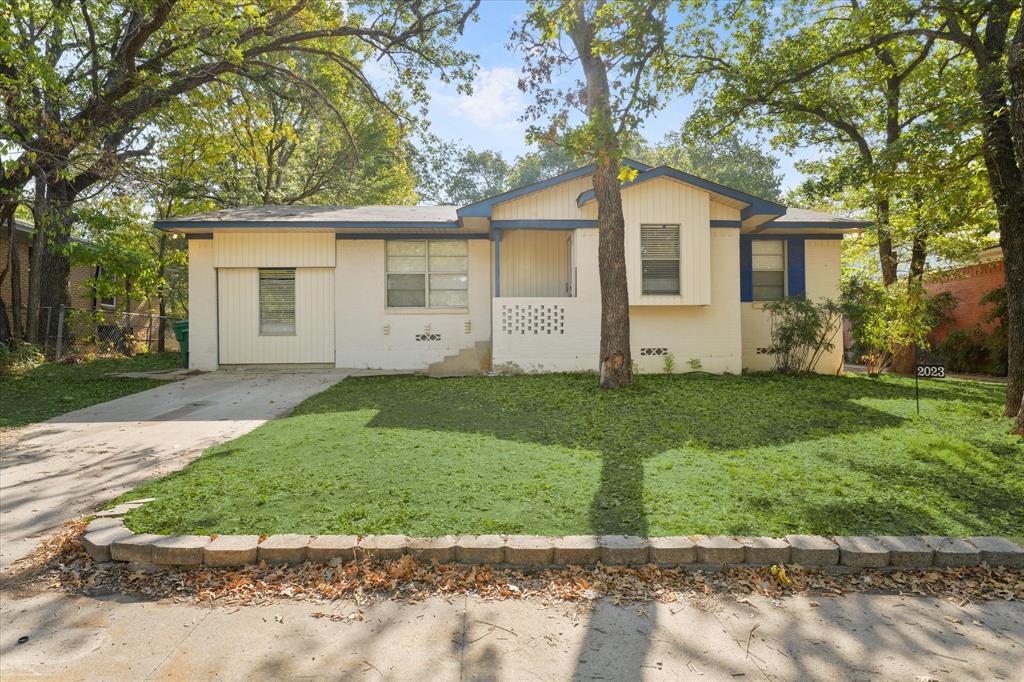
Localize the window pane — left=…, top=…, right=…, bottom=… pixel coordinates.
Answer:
left=429, top=274, right=468, bottom=290
left=387, top=289, right=427, bottom=307
left=429, top=289, right=468, bottom=307
left=753, top=285, right=785, bottom=301
left=752, top=254, right=785, bottom=270
left=642, top=261, right=680, bottom=295
left=428, top=241, right=467, bottom=256
left=752, top=270, right=785, bottom=287
left=387, top=241, right=426, bottom=256
left=387, top=273, right=425, bottom=290
left=387, top=255, right=426, bottom=272
left=751, top=240, right=784, bottom=256
left=428, top=255, right=468, bottom=273
left=259, top=268, right=295, bottom=334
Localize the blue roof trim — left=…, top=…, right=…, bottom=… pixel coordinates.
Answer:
left=491, top=219, right=597, bottom=230
left=759, top=221, right=871, bottom=229
left=710, top=220, right=742, bottom=228
left=575, top=166, right=786, bottom=220
left=456, top=159, right=651, bottom=218
left=335, top=232, right=487, bottom=240
left=155, top=220, right=460, bottom=230
left=185, top=233, right=213, bottom=240
left=745, top=234, right=844, bottom=240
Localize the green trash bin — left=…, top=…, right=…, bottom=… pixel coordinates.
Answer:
left=172, top=320, right=189, bottom=368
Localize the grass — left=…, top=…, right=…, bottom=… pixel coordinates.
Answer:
left=0, top=353, right=182, bottom=428
left=119, top=372, right=1024, bottom=538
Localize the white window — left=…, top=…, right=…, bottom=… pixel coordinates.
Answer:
left=752, top=240, right=786, bottom=301
left=259, top=268, right=296, bottom=334
left=386, top=240, right=468, bottom=308
left=640, top=224, right=681, bottom=295
left=96, top=266, right=116, bottom=309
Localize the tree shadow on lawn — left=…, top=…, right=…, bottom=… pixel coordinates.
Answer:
left=295, top=373, right=1007, bottom=535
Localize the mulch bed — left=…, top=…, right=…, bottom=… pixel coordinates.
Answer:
left=8, top=521, right=1024, bottom=611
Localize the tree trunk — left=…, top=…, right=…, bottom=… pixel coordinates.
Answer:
left=34, top=180, right=75, bottom=345
left=992, top=9, right=1024, bottom=417
left=890, top=230, right=930, bottom=375
left=568, top=2, right=633, bottom=388
left=5, top=214, right=23, bottom=340
left=1005, top=10, right=1024, bottom=423
left=875, top=198, right=898, bottom=286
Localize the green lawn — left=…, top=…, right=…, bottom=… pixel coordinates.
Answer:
left=119, top=372, right=1023, bottom=538
left=0, top=353, right=182, bottom=428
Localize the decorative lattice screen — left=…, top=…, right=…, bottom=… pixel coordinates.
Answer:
left=500, top=303, right=565, bottom=335
left=640, top=347, right=669, bottom=356
left=415, top=333, right=442, bottom=342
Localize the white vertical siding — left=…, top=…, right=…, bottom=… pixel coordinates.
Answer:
left=500, top=230, right=572, bottom=297
left=187, top=239, right=218, bottom=370
left=492, top=176, right=593, bottom=220
left=214, top=232, right=335, bottom=267
left=217, top=267, right=334, bottom=364
left=710, top=202, right=741, bottom=221
left=622, top=177, right=711, bottom=305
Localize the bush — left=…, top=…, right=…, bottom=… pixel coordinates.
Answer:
left=936, top=328, right=990, bottom=374
left=0, top=341, right=45, bottom=374
left=761, top=297, right=843, bottom=373
left=842, top=277, right=945, bottom=376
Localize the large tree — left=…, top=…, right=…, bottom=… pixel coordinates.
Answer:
left=514, top=0, right=672, bottom=388
left=0, top=0, right=478, bottom=342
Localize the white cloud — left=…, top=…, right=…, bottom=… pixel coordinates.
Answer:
left=450, top=67, right=527, bottom=130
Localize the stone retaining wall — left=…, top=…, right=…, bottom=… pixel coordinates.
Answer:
left=82, top=516, right=1024, bottom=570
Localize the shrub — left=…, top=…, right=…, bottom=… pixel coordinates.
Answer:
left=842, top=277, right=944, bottom=376
left=936, top=328, right=990, bottom=374
left=761, top=297, right=843, bottom=373
left=0, top=341, right=45, bottom=374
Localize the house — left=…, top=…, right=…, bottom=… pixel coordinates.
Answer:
left=1, top=218, right=97, bottom=313
left=154, top=161, right=867, bottom=374
left=1, top=217, right=177, bottom=352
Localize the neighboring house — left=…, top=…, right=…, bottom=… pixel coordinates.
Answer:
left=155, top=161, right=867, bottom=374
left=925, top=246, right=1004, bottom=345
left=0, top=218, right=96, bottom=313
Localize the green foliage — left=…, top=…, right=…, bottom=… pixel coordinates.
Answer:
left=842, top=276, right=948, bottom=374
left=687, top=357, right=703, bottom=371
left=662, top=352, right=675, bottom=374
left=933, top=286, right=1009, bottom=376
left=634, top=128, right=784, bottom=200
left=761, top=297, right=843, bottom=373
left=0, top=353, right=180, bottom=427
left=74, top=197, right=186, bottom=312
left=0, top=341, right=44, bottom=374
left=117, top=373, right=1022, bottom=538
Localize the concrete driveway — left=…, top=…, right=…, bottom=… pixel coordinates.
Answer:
left=0, top=369, right=348, bottom=572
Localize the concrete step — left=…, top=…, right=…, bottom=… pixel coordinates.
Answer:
left=426, top=341, right=492, bottom=378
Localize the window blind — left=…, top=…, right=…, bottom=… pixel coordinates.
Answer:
left=640, top=224, right=681, bottom=295
left=259, top=268, right=296, bottom=334
left=751, top=240, right=785, bottom=301
left=386, top=240, right=468, bottom=307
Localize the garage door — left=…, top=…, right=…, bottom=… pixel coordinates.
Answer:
left=217, top=267, right=335, bottom=364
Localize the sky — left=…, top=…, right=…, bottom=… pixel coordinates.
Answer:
left=413, top=0, right=818, bottom=192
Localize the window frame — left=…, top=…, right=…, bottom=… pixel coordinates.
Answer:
left=258, top=267, right=297, bottom=336
left=386, top=240, right=469, bottom=309
left=751, top=239, right=787, bottom=302
left=639, top=223, right=682, bottom=296
left=95, top=266, right=117, bottom=310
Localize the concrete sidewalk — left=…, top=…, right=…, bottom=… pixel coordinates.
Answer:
left=1, top=590, right=1021, bottom=680
left=0, top=370, right=348, bottom=571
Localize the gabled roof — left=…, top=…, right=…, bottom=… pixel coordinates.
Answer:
left=575, top=165, right=787, bottom=223
left=456, top=158, right=652, bottom=218
left=154, top=205, right=459, bottom=229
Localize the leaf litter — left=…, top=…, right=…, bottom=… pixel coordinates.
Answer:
left=14, top=522, right=1024, bottom=612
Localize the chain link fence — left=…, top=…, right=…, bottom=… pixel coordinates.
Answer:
left=10, top=305, right=182, bottom=360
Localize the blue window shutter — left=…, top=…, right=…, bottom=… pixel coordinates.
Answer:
left=787, top=238, right=806, bottom=298
left=739, top=236, right=753, bottom=302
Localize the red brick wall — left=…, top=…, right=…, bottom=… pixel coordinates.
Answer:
left=924, top=259, right=1004, bottom=343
